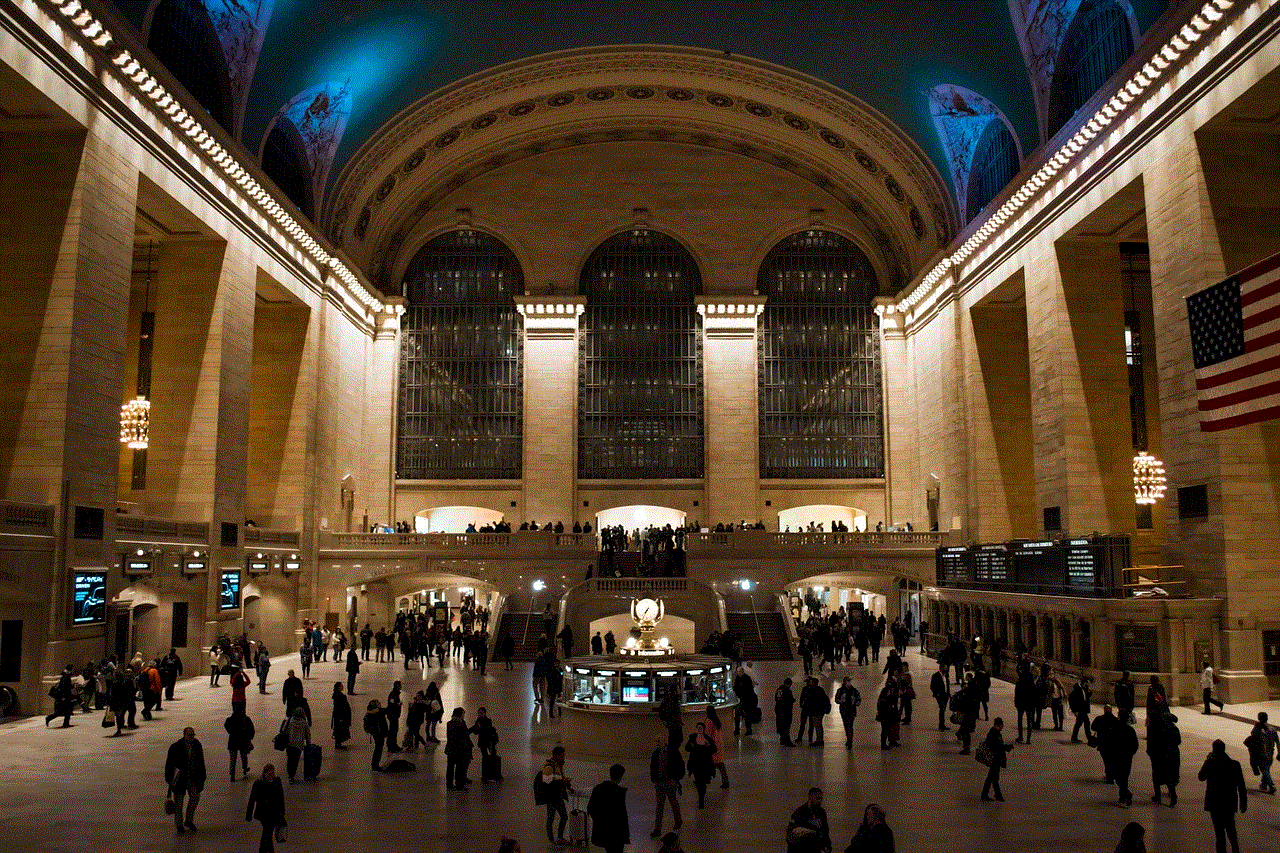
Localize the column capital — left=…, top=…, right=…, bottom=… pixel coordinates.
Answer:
left=373, top=296, right=406, bottom=340
left=696, top=296, right=765, bottom=338
left=515, top=296, right=585, bottom=339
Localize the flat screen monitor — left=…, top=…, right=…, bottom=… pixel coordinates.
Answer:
left=621, top=682, right=650, bottom=703
left=71, top=570, right=106, bottom=625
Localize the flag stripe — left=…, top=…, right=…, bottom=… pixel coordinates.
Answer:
left=1239, top=251, right=1280, bottom=288
left=1245, top=302, right=1280, bottom=329
left=1196, top=352, right=1280, bottom=391
left=1201, top=401, right=1280, bottom=432
left=1197, top=318, right=1280, bottom=381
left=1243, top=279, right=1280, bottom=310
left=1248, top=326, right=1280, bottom=353
left=1198, top=377, right=1280, bottom=411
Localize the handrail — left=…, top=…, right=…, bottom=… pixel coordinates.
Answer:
left=325, top=531, right=593, bottom=548
left=594, top=578, right=688, bottom=593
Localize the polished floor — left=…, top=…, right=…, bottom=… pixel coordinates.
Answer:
left=1, top=645, right=1276, bottom=853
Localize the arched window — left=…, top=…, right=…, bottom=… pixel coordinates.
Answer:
left=758, top=231, right=883, bottom=478
left=396, top=230, right=523, bottom=479
left=578, top=230, right=703, bottom=479
left=966, top=119, right=1021, bottom=221
left=1047, top=1, right=1135, bottom=138
left=261, top=118, right=314, bottom=219
left=146, top=0, right=235, bottom=133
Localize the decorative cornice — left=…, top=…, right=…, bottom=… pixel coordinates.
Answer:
left=697, top=296, right=766, bottom=339
left=516, top=296, right=585, bottom=339
left=890, top=0, right=1245, bottom=323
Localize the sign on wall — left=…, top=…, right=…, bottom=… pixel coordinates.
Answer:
left=71, top=570, right=107, bottom=625
left=219, top=570, right=242, bottom=610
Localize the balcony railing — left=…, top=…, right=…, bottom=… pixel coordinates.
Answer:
left=321, top=530, right=594, bottom=551
left=0, top=502, right=54, bottom=535
left=594, top=577, right=689, bottom=593
left=687, top=530, right=944, bottom=550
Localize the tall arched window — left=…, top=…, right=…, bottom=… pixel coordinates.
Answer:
left=396, top=231, right=523, bottom=479
left=146, top=0, right=235, bottom=133
left=1047, top=1, right=1135, bottom=138
left=261, top=118, right=314, bottom=219
left=758, top=230, right=883, bottom=478
left=966, top=120, right=1021, bottom=221
left=579, top=230, right=703, bottom=479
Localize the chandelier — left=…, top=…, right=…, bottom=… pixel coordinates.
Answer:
left=1133, top=451, right=1167, bottom=505
left=120, top=395, right=150, bottom=450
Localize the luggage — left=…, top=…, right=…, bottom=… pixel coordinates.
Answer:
left=303, top=742, right=322, bottom=780
left=568, top=793, right=589, bottom=846
left=273, top=720, right=288, bottom=751
left=482, top=752, right=502, bottom=781
left=383, top=758, right=416, bottom=773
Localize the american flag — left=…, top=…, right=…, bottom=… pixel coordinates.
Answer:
left=1186, top=251, right=1280, bottom=431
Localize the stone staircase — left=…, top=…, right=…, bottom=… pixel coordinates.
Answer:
left=725, top=611, right=794, bottom=660
left=491, top=612, right=557, bottom=662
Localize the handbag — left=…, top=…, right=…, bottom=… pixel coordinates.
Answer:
left=949, top=710, right=964, bottom=725
left=101, top=709, right=116, bottom=729
left=974, top=742, right=994, bottom=767
left=164, top=792, right=176, bottom=815
left=273, top=720, right=289, bottom=751
left=274, top=820, right=288, bottom=843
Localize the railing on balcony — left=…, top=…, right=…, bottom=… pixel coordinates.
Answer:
left=593, top=577, right=689, bottom=593
left=687, top=530, right=944, bottom=549
left=243, top=528, right=302, bottom=547
left=0, top=502, right=54, bottom=535
left=322, top=531, right=593, bottom=549
left=115, top=515, right=209, bottom=543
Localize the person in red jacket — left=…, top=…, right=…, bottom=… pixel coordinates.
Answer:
left=230, top=666, right=251, bottom=715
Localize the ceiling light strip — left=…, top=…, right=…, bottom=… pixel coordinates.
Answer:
left=893, top=0, right=1236, bottom=314
left=46, top=0, right=383, bottom=313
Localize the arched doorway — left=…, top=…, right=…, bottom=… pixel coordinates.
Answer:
left=595, top=504, right=686, bottom=533
left=776, top=504, right=866, bottom=532
left=414, top=505, right=505, bottom=533
left=588, top=612, right=696, bottom=655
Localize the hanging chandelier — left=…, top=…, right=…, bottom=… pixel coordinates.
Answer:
left=1133, top=451, right=1166, bottom=505
left=120, top=395, right=150, bottom=450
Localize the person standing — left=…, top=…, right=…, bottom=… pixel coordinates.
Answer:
left=245, top=763, right=285, bottom=853
left=587, top=764, right=630, bottom=853
left=705, top=705, right=729, bottom=788
left=685, top=723, right=715, bottom=808
left=345, top=648, right=360, bottom=695
left=224, top=709, right=255, bottom=781
left=211, top=646, right=228, bottom=686
left=980, top=718, right=1014, bottom=802
left=165, top=726, right=207, bottom=834
left=590, top=631, right=603, bottom=656
left=255, top=645, right=271, bottom=695
left=835, top=676, right=861, bottom=750
left=444, top=707, right=473, bottom=790
left=1114, top=671, right=1136, bottom=725
left=109, top=669, right=136, bottom=734
left=359, top=624, right=372, bottom=660
left=1202, top=662, right=1225, bottom=714
left=424, top=681, right=444, bottom=742
left=649, top=735, right=684, bottom=838
left=500, top=632, right=515, bottom=670
left=971, top=666, right=991, bottom=721
left=540, top=746, right=572, bottom=845
left=557, top=623, right=574, bottom=660
left=930, top=662, right=950, bottom=731
left=283, top=706, right=310, bottom=783
left=875, top=683, right=899, bottom=750
left=362, top=700, right=388, bottom=771
left=331, top=682, right=351, bottom=750
left=1069, top=675, right=1094, bottom=745
left=1148, top=713, right=1181, bottom=806
left=1094, top=705, right=1121, bottom=785
left=796, top=677, right=817, bottom=745
left=473, top=706, right=500, bottom=779
left=1013, top=669, right=1037, bottom=744
left=845, top=803, right=894, bottom=853
left=956, top=678, right=979, bottom=755
left=230, top=666, right=250, bottom=715
left=299, top=640, right=312, bottom=679
left=161, top=648, right=183, bottom=701
left=733, top=666, right=758, bottom=737
left=1198, top=739, right=1247, bottom=853
left=775, top=678, right=796, bottom=746
left=405, top=691, right=427, bottom=752
left=785, top=787, right=830, bottom=853
left=1244, top=711, right=1278, bottom=794
left=385, top=681, right=403, bottom=753
left=897, top=663, right=914, bottom=726
left=1110, top=713, right=1140, bottom=807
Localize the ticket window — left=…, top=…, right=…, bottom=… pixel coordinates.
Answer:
left=621, top=676, right=652, bottom=704
left=706, top=669, right=728, bottom=703
left=682, top=671, right=707, bottom=703
left=591, top=674, right=617, bottom=704
left=572, top=669, right=592, bottom=702
left=654, top=674, right=680, bottom=705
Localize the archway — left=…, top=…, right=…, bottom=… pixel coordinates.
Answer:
left=595, top=504, right=686, bottom=533
left=414, top=505, right=505, bottom=533
left=777, top=504, right=866, bottom=532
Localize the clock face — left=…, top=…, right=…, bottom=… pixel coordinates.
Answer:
left=636, top=599, right=659, bottom=621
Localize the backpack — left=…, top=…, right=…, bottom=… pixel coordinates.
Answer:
left=383, top=759, right=416, bottom=773
left=533, top=770, right=549, bottom=805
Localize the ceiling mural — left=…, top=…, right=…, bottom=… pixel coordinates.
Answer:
left=266, top=81, right=353, bottom=204
left=928, top=84, right=1023, bottom=216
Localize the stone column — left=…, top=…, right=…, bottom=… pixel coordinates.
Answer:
left=697, top=298, right=765, bottom=528
left=516, top=298, right=585, bottom=524
left=364, top=297, right=405, bottom=528
left=875, top=299, right=916, bottom=530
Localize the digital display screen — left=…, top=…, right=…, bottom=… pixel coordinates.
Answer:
left=219, top=570, right=241, bottom=610
left=621, top=679, right=650, bottom=703
left=72, top=571, right=106, bottom=625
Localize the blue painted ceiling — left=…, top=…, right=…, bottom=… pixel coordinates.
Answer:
left=110, top=0, right=1170, bottom=200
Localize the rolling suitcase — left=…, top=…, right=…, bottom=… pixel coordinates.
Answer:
left=482, top=752, right=503, bottom=781
left=303, top=742, right=322, bottom=780
left=568, top=792, right=589, bottom=846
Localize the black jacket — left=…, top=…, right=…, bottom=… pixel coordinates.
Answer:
left=332, top=693, right=351, bottom=729
left=165, top=737, right=207, bottom=791
left=587, top=780, right=629, bottom=847
left=1199, top=753, right=1248, bottom=814
left=245, top=776, right=284, bottom=824
left=930, top=671, right=948, bottom=701
left=224, top=712, right=256, bottom=751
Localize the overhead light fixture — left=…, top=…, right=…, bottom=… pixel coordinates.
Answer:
left=119, top=395, right=150, bottom=449
left=1133, top=452, right=1167, bottom=505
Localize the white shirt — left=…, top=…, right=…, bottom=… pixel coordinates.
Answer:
left=1201, top=667, right=1215, bottom=688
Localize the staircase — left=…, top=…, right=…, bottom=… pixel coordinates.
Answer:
left=598, top=550, right=644, bottom=577
left=725, top=611, right=794, bottom=660
left=491, top=612, right=557, bottom=662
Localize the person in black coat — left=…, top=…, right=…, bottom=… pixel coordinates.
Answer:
left=362, top=700, right=388, bottom=771
left=345, top=648, right=360, bottom=695
left=980, top=718, right=1014, bottom=801
left=1108, top=716, right=1140, bottom=807
left=685, top=722, right=716, bottom=807
left=165, top=727, right=207, bottom=833
left=444, top=707, right=474, bottom=790
left=844, top=803, right=894, bottom=853
left=733, top=669, right=758, bottom=736
left=930, top=663, right=950, bottom=731
left=224, top=709, right=255, bottom=780
left=1147, top=713, right=1181, bottom=805
left=775, top=678, right=796, bottom=746
left=245, top=763, right=286, bottom=853
left=281, top=670, right=303, bottom=714
left=1198, top=739, right=1247, bottom=853
left=331, top=682, right=351, bottom=750
left=587, top=764, right=630, bottom=853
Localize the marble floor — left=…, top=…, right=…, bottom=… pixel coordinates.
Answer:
left=1, top=646, right=1277, bottom=853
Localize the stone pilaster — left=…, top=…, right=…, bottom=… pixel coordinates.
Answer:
left=365, top=297, right=405, bottom=527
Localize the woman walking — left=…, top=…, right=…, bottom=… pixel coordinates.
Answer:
left=245, top=763, right=286, bottom=853
left=685, top=722, right=716, bottom=807
left=283, top=706, right=310, bottom=783
left=704, top=706, right=729, bottom=788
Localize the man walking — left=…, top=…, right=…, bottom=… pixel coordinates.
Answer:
left=1245, top=711, right=1278, bottom=794
left=649, top=735, right=684, bottom=838
left=980, top=718, right=1014, bottom=801
left=588, top=764, right=630, bottom=853
left=165, top=726, right=207, bottom=834
left=1198, top=739, right=1247, bottom=853
left=1202, top=662, right=1225, bottom=714
left=775, top=678, right=795, bottom=746
left=931, top=662, right=950, bottom=731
